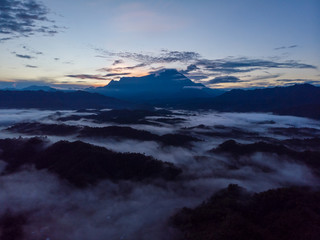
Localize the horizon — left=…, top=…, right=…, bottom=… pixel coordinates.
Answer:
left=0, top=68, right=319, bottom=91
left=0, top=0, right=319, bottom=90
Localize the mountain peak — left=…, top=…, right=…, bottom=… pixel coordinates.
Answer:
left=107, top=68, right=197, bottom=89
left=87, top=68, right=223, bottom=102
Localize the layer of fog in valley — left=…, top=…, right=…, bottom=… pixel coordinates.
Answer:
left=1, top=108, right=320, bottom=240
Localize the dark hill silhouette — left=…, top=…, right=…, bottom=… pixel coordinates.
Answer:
left=7, top=122, right=201, bottom=147
left=179, top=84, right=320, bottom=119
left=57, top=109, right=172, bottom=124
left=0, top=138, right=182, bottom=187
left=171, top=184, right=320, bottom=240
left=0, top=90, right=144, bottom=110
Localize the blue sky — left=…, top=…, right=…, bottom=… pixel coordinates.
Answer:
left=0, top=0, right=319, bottom=89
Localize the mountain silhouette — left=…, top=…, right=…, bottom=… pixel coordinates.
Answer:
left=21, top=85, right=58, bottom=92
left=0, top=90, right=144, bottom=110
left=174, top=83, right=320, bottom=119
left=87, top=69, right=223, bottom=103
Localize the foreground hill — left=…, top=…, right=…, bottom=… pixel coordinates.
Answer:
left=0, top=90, right=143, bottom=110
left=0, top=138, right=181, bottom=187
left=172, top=184, right=320, bottom=240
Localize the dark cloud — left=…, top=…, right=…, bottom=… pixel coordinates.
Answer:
left=274, top=46, right=286, bottom=50
left=96, top=48, right=316, bottom=73
left=194, top=58, right=316, bottom=75
left=0, top=37, right=12, bottom=42
left=94, top=48, right=316, bottom=83
left=208, top=58, right=314, bottom=69
left=0, top=0, right=61, bottom=40
left=104, top=73, right=131, bottom=77
left=66, top=74, right=107, bottom=81
left=181, top=64, right=199, bottom=74
left=54, top=58, right=60, bottom=61
left=66, top=72, right=131, bottom=82
left=207, top=76, right=241, bottom=84
left=25, top=65, right=37, bottom=68
left=15, top=53, right=34, bottom=59
left=112, top=59, right=123, bottom=65
left=95, top=48, right=200, bottom=64
left=99, top=63, right=147, bottom=72
left=274, top=45, right=298, bottom=50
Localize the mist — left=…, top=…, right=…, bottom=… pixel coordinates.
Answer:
left=0, top=109, right=319, bottom=240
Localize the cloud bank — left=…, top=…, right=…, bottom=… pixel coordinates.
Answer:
left=90, top=48, right=317, bottom=86
left=0, top=0, right=61, bottom=41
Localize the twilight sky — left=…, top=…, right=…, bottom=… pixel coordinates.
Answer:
left=0, top=0, right=319, bottom=89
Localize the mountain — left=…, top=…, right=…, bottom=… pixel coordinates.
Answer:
left=0, top=85, right=59, bottom=92
left=22, top=85, right=58, bottom=92
left=178, top=83, right=320, bottom=119
left=87, top=69, right=224, bottom=104
left=0, top=90, right=145, bottom=110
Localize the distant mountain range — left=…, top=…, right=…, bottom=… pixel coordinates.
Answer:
left=87, top=69, right=224, bottom=104
left=0, top=69, right=319, bottom=119
left=1, top=85, right=59, bottom=92
left=22, top=85, right=59, bottom=92
left=177, top=83, right=320, bottom=119
left=0, top=90, right=143, bottom=110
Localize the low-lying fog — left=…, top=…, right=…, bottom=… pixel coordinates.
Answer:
left=1, top=108, right=320, bottom=240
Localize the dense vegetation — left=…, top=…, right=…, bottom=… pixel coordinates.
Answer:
left=0, top=138, right=182, bottom=187
left=7, top=122, right=200, bottom=147
left=171, top=184, right=320, bottom=240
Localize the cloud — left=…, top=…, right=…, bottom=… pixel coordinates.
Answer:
left=96, top=49, right=200, bottom=65
left=0, top=109, right=319, bottom=240
left=97, top=48, right=316, bottom=75
left=66, top=72, right=131, bottom=82
left=181, top=64, right=199, bottom=74
left=93, top=48, right=317, bottom=86
left=112, top=60, right=123, bottom=65
left=0, top=0, right=61, bottom=41
left=104, top=73, right=131, bottom=77
left=207, top=76, right=241, bottom=84
left=66, top=74, right=107, bottom=81
left=25, top=65, right=37, bottom=68
left=99, top=63, right=147, bottom=73
left=195, top=57, right=316, bottom=74
left=0, top=37, right=12, bottom=42
left=249, top=74, right=282, bottom=81
left=14, top=53, right=34, bottom=59
left=274, top=45, right=298, bottom=50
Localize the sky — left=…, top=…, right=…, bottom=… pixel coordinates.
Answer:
left=0, top=0, right=319, bottom=89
